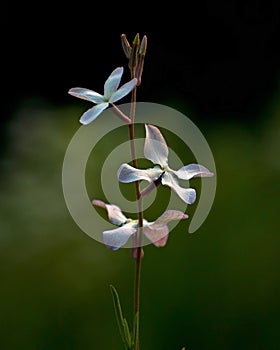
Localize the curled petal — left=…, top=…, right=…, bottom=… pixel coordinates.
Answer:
left=144, top=210, right=188, bottom=247
left=68, top=88, right=104, bottom=104
left=143, top=225, right=169, bottom=247
left=149, top=210, right=188, bottom=228
left=104, top=67, right=124, bottom=99
left=103, top=223, right=136, bottom=250
left=79, top=102, right=109, bottom=125
left=175, top=163, right=214, bottom=180
left=162, top=172, right=196, bottom=204
left=110, top=78, right=138, bottom=103
left=144, top=124, right=169, bottom=167
left=117, top=163, right=163, bottom=183
left=92, top=200, right=127, bottom=226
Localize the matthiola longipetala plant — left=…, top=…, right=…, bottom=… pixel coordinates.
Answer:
left=68, top=33, right=214, bottom=350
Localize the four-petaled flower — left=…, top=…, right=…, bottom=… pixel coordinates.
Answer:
left=92, top=200, right=188, bottom=250
left=68, top=67, right=137, bottom=125
left=117, top=124, right=214, bottom=204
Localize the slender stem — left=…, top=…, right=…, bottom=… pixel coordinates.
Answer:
left=128, top=80, right=143, bottom=350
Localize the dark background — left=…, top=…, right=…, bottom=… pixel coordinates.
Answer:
left=2, top=2, right=280, bottom=350
left=6, top=2, right=280, bottom=124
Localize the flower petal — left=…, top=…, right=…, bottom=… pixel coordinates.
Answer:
left=117, top=164, right=163, bottom=183
left=149, top=209, right=188, bottom=228
left=104, top=67, right=124, bottom=99
left=103, top=223, right=136, bottom=250
left=175, top=163, right=214, bottom=180
left=79, top=102, right=109, bottom=125
left=143, top=225, right=169, bottom=247
left=109, top=78, right=138, bottom=103
left=144, top=124, right=169, bottom=167
left=68, top=88, right=104, bottom=104
left=92, top=200, right=127, bottom=226
left=143, top=210, right=188, bottom=247
left=161, top=172, right=196, bottom=204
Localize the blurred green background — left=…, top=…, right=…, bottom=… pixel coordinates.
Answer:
left=3, top=3, right=280, bottom=349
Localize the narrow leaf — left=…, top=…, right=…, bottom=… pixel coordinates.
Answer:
left=110, top=284, right=128, bottom=349
left=123, top=318, right=132, bottom=348
left=133, top=311, right=139, bottom=349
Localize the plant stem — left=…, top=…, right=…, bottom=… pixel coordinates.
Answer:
left=128, top=83, right=143, bottom=350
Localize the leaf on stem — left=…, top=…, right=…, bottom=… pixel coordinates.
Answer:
left=110, top=284, right=132, bottom=349
left=132, top=311, right=139, bottom=349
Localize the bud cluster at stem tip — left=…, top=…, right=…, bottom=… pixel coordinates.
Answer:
left=121, top=33, right=147, bottom=86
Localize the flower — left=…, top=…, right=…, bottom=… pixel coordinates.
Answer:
left=117, top=124, right=214, bottom=204
left=68, top=67, right=137, bottom=125
left=92, top=199, right=188, bottom=250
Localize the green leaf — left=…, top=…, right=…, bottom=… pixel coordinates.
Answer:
left=110, top=284, right=131, bottom=349
left=132, top=311, right=139, bottom=349
left=123, top=318, right=132, bottom=348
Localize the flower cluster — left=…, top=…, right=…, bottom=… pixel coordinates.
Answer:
left=68, top=33, right=215, bottom=350
left=68, top=64, right=214, bottom=252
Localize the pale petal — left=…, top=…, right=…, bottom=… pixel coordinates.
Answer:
left=143, top=210, right=188, bottom=247
left=144, top=124, right=169, bottom=167
left=68, top=88, right=104, bottom=104
left=161, top=172, right=196, bottom=204
left=104, top=67, right=124, bottom=99
left=117, top=163, right=163, bottom=183
left=175, top=163, right=214, bottom=180
left=109, top=78, right=138, bottom=103
left=79, top=102, right=109, bottom=125
left=92, top=200, right=127, bottom=226
left=103, top=223, right=136, bottom=250
left=143, top=225, right=169, bottom=247
left=149, top=210, right=188, bottom=228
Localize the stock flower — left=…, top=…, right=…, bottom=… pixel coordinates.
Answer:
left=68, top=67, right=137, bottom=125
left=118, top=124, right=214, bottom=204
left=92, top=200, right=188, bottom=250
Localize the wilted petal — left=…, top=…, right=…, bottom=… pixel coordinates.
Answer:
left=103, top=223, right=136, bottom=250
left=144, top=124, right=169, bottom=167
left=79, top=102, right=109, bottom=125
left=104, top=67, right=124, bottom=99
left=162, top=172, right=196, bottom=204
left=175, top=163, right=214, bottom=180
left=117, top=163, right=163, bottom=183
left=92, top=200, right=127, bottom=226
left=68, top=88, right=104, bottom=104
left=143, top=210, right=188, bottom=247
left=149, top=210, right=188, bottom=228
left=143, top=225, right=169, bottom=247
left=109, top=78, right=138, bottom=103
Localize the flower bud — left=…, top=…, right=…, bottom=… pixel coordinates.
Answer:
left=120, top=33, right=131, bottom=59
left=129, top=33, right=140, bottom=72
left=136, top=35, right=147, bottom=86
left=139, top=35, right=147, bottom=56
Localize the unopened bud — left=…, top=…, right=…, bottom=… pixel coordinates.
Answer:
left=132, top=247, right=144, bottom=260
left=120, top=33, right=131, bottom=59
left=139, top=35, right=147, bottom=56
left=135, top=35, right=147, bottom=86
left=129, top=33, right=140, bottom=72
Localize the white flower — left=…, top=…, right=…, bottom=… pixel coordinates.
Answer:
left=92, top=200, right=188, bottom=250
left=68, top=67, right=137, bottom=125
left=117, top=124, right=214, bottom=204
